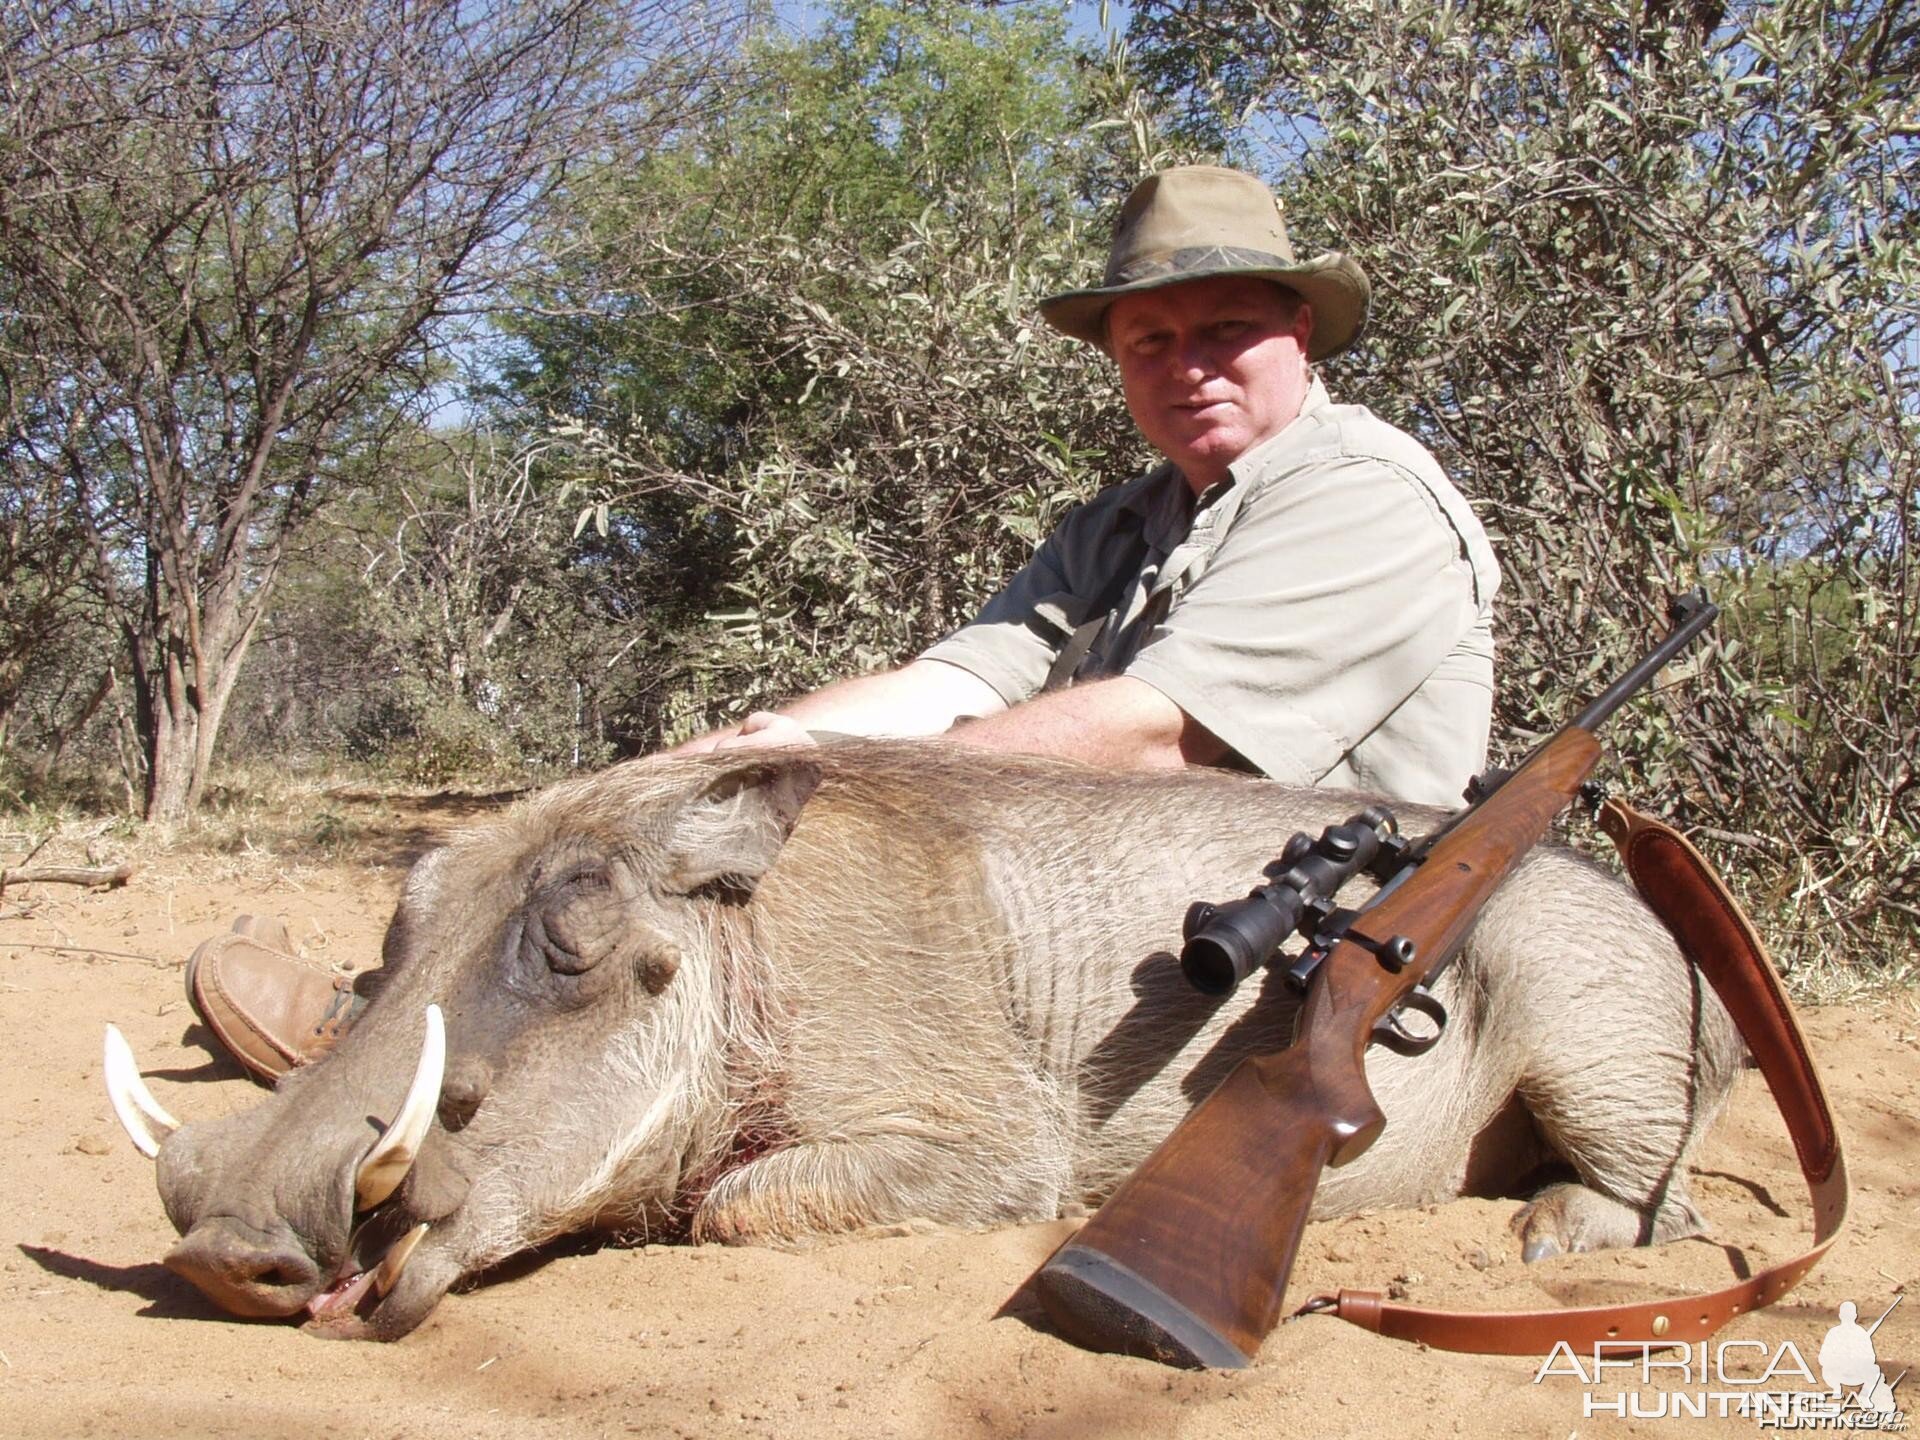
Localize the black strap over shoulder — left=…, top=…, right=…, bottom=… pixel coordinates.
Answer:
left=1042, top=512, right=1152, bottom=694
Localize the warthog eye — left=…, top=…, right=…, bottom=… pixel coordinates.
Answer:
left=526, top=865, right=619, bottom=976
left=508, top=855, right=677, bottom=1005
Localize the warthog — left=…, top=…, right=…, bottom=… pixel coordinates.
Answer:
left=106, top=743, right=1740, bottom=1340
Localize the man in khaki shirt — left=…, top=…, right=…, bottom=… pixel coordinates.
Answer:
left=689, top=165, right=1499, bottom=808
left=185, top=165, right=1502, bottom=1078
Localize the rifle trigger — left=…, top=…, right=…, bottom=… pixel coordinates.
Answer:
left=1372, top=985, right=1448, bottom=1056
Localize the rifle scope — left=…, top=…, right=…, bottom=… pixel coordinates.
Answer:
left=1180, top=808, right=1398, bottom=996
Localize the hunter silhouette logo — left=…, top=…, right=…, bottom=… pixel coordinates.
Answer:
left=1820, top=1298, right=1906, bottom=1418
left=1533, top=1291, right=1910, bottom=1427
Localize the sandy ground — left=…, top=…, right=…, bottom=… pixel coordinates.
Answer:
left=1, top=792, right=1915, bottom=1439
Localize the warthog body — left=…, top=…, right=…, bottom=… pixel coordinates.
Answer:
left=143, top=743, right=1740, bottom=1339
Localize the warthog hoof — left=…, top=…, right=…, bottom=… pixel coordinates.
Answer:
left=1510, top=1180, right=1707, bottom=1263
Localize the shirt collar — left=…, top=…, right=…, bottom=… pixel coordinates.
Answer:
left=1223, top=374, right=1332, bottom=489
left=1141, top=472, right=1194, bottom=552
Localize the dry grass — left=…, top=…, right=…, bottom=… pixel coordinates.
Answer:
left=0, top=757, right=526, bottom=883
left=1780, top=930, right=1920, bottom=1007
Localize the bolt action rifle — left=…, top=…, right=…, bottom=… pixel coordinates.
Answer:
left=1031, top=593, right=1722, bottom=1369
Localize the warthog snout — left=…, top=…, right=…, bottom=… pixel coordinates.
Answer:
left=165, top=1215, right=321, bottom=1317
left=123, top=1005, right=453, bottom=1334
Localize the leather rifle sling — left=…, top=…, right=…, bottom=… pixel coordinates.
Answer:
left=1314, top=796, right=1850, bottom=1354
left=1042, top=512, right=1153, bottom=695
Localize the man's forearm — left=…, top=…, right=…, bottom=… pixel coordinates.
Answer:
left=670, top=661, right=1225, bottom=774
left=944, top=675, right=1228, bottom=770
left=772, top=659, right=1008, bottom=735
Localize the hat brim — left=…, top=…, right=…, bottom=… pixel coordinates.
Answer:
left=1039, top=252, right=1371, bottom=362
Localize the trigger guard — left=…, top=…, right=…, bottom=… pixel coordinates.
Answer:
left=1371, top=986, right=1448, bottom=1056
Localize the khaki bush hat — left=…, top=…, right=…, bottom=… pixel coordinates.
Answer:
left=1040, top=166, right=1371, bottom=361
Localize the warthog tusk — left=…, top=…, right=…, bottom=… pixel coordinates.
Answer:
left=374, top=1222, right=430, bottom=1297
left=103, top=1025, right=179, bottom=1159
left=354, top=1004, right=445, bottom=1210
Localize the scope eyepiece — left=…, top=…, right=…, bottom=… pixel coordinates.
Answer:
left=1181, top=901, right=1216, bottom=941
left=1178, top=808, right=1404, bottom=997
left=1181, top=932, right=1248, bottom=996
left=1179, top=886, right=1305, bottom=996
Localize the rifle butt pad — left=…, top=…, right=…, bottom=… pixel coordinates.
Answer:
left=1035, top=1245, right=1254, bottom=1369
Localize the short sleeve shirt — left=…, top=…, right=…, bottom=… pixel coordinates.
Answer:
left=919, top=379, right=1501, bottom=806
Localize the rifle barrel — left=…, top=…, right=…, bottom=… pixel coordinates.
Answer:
left=1570, top=592, right=1718, bottom=733
left=1866, top=1294, right=1903, bottom=1336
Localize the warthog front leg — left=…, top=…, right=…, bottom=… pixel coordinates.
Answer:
left=691, top=1126, right=1070, bottom=1246
left=1509, top=1180, right=1709, bottom=1262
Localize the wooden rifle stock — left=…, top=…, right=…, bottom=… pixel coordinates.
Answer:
left=1033, top=593, right=1717, bottom=1367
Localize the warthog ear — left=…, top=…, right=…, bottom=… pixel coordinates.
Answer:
left=661, top=757, right=823, bottom=896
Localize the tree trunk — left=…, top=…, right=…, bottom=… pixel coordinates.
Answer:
left=133, top=571, right=262, bottom=823
left=144, top=698, right=199, bottom=823
left=187, top=625, right=254, bottom=812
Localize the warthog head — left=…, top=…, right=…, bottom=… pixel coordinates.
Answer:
left=107, top=755, right=821, bottom=1338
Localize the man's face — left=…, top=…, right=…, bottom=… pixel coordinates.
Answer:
left=1106, top=276, right=1315, bottom=493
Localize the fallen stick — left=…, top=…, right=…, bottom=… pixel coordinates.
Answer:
left=0, top=862, right=136, bottom=894
left=1, top=941, right=167, bottom=967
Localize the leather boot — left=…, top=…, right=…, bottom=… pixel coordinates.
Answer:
left=185, top=919, right=365, bottom=1084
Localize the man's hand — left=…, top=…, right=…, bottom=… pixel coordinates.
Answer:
left=668, top=711, right=819, bottom=756
left=664, top=660, right=1006, bottom=757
